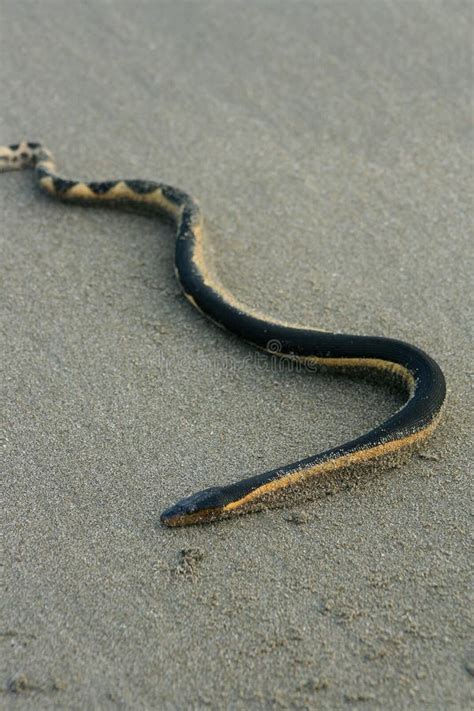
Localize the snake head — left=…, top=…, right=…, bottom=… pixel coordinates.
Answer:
left=160, top=486, right=226, bottom=526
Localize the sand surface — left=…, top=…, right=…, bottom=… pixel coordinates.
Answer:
left=1, top=1, right=472, bottom=708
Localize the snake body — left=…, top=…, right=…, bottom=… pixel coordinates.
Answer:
left=0, top=142, right=446, bottom=526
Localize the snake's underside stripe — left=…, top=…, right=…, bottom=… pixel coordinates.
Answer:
left=0, top=142, right=446, bottom=526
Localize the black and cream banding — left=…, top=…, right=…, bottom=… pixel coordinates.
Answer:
left=0, top=142, right=446, bottom=526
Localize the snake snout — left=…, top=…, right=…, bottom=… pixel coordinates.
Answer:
left=160, top=486, right=225, bottom=526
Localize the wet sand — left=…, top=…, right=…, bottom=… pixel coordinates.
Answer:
left=1, top=1, right=472, bottom=708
